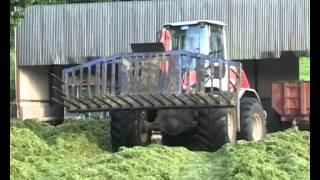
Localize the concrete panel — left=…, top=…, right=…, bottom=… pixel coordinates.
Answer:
left=20, top=66, right=50, bottom=100
left=18, top=66, right=64, bottom=120
left=19, top=102, right=62, bottom=119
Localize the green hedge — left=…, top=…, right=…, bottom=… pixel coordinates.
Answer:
left=299, top=57, right=310, bottom=81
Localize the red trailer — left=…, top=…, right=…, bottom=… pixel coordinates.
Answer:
left=271, top=81, right=310, bottom=130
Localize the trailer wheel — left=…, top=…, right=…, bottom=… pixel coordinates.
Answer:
left=239, top=97, right=267, bottom=141
left=110, top=110, right=151, bottom=152
left=195, top=108, right=237, bottom=151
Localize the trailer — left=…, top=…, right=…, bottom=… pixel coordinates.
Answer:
left=271, top=81, right=310, bottom=130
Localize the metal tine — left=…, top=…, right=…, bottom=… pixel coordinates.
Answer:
left=60, top=96, right=82, bottom=108
left=52, top=86, right=90, bottom=107
left=81, top=95, right=102, bottom=108
left=192, top=93, right=208, bottom=104
left=183, top=93, right=198, bottom=104
left=104, top=94, right=122, bottom=107
left=50, top=73, right=65, bottom=84
left=52, top=86, right=66, bottom=97
left=215, top=89, right=231, bottom=104
left=127, top=94, right=144, bottom=107
left=195, top=92, right=210, bottom=104
left=51, top=97, right=70, bottom=109
left=71, top=96, right=91, bottom=107
left=94, top=95, right=112, bottom=108
left=117, top=95, right=134, bottom=107
left=172, top=93, right=187, bottom=105
left=160, top=93, right=176, bottom=105
left=138, top=94, right=155, bottom=106
left=207, top=93, right=220, bottom=105
left=149, top=93, right=166, bottom=105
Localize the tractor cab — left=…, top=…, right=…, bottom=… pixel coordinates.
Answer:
left=160, top=20, right=228, bottom=60
left=159, top=20, right=238, bottom=91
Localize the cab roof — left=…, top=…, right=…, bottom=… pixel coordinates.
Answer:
left=162, top=20, right=228, bottom=27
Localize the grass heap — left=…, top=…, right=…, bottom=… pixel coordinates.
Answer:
left=11, top=119, right=309, bottom=180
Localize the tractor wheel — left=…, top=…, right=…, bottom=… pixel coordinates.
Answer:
left=266, top=108, right=282, bottom=133
left=110, top=110, right=151, bottom=152
left=239, top=97, right=267, bottom=141
left=195, top=108, right=237, bottom=151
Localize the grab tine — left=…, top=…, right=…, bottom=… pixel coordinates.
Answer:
left=138, top=94, right=155, bottom=106
left=195, top=92, right=209, bottom=104
left=117, top=95, right=134, bottom=107
left=52, top=97, right=70, bottom=109
left=104, top=94, right=122, bottom=107
left=94, top=95, right=112, bottom=108
left=172, top=94, right=187, bottom=105
left=160, top=93, right=176, bottom=105
left=127, top=94, right=144, bottom=107
left=149, top=93, right=165, bottom=105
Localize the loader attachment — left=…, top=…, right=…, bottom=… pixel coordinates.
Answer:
left=51, top=51, right=241, bottom=113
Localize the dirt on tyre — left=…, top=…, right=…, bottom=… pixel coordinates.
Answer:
left=195, top=108, right=237, bottom=152
left=110, top=110, right=151, bottom=152
left=239, top=97, right=267, bottom=141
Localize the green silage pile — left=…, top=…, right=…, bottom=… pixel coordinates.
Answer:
left=11, top=119, right=309, bottom=180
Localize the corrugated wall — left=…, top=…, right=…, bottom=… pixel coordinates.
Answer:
left=16, top=0, right=310, bottom=66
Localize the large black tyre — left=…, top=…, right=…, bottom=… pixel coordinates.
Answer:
left=110, top=110, right=151, bottom=152
left=239, top=97, right=267, bottom=141
left=160, top=108, right=237, bottom=152
left=195, top=108, right=237, bottom=151
left=266, top=108, right=282, bottom=133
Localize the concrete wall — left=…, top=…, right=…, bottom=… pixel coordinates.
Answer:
left=17, top=65, right=107, bottom=120
left=18, top=66, right=64, bottom=120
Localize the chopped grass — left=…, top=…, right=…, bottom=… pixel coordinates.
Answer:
left=11, top=119, right=309, bottom=180
left=299, top=56, right=310, bottom=81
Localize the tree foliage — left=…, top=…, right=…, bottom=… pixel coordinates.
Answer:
left=10, top=51, right=16, bottom=101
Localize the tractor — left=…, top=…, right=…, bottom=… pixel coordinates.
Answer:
left=53, top=20, right=267, bottom=152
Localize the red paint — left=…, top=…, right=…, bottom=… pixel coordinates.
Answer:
left=182, top=70, right=197, bottom=89
left=159, top=61, right=170, bottom=76
left=271, top=81, right=310, bottom=120
left=181, top=66, right=250, bottom=91
left=160, top=28, right=172, bottom=51
left=229, top=66, right=250, bottom=91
